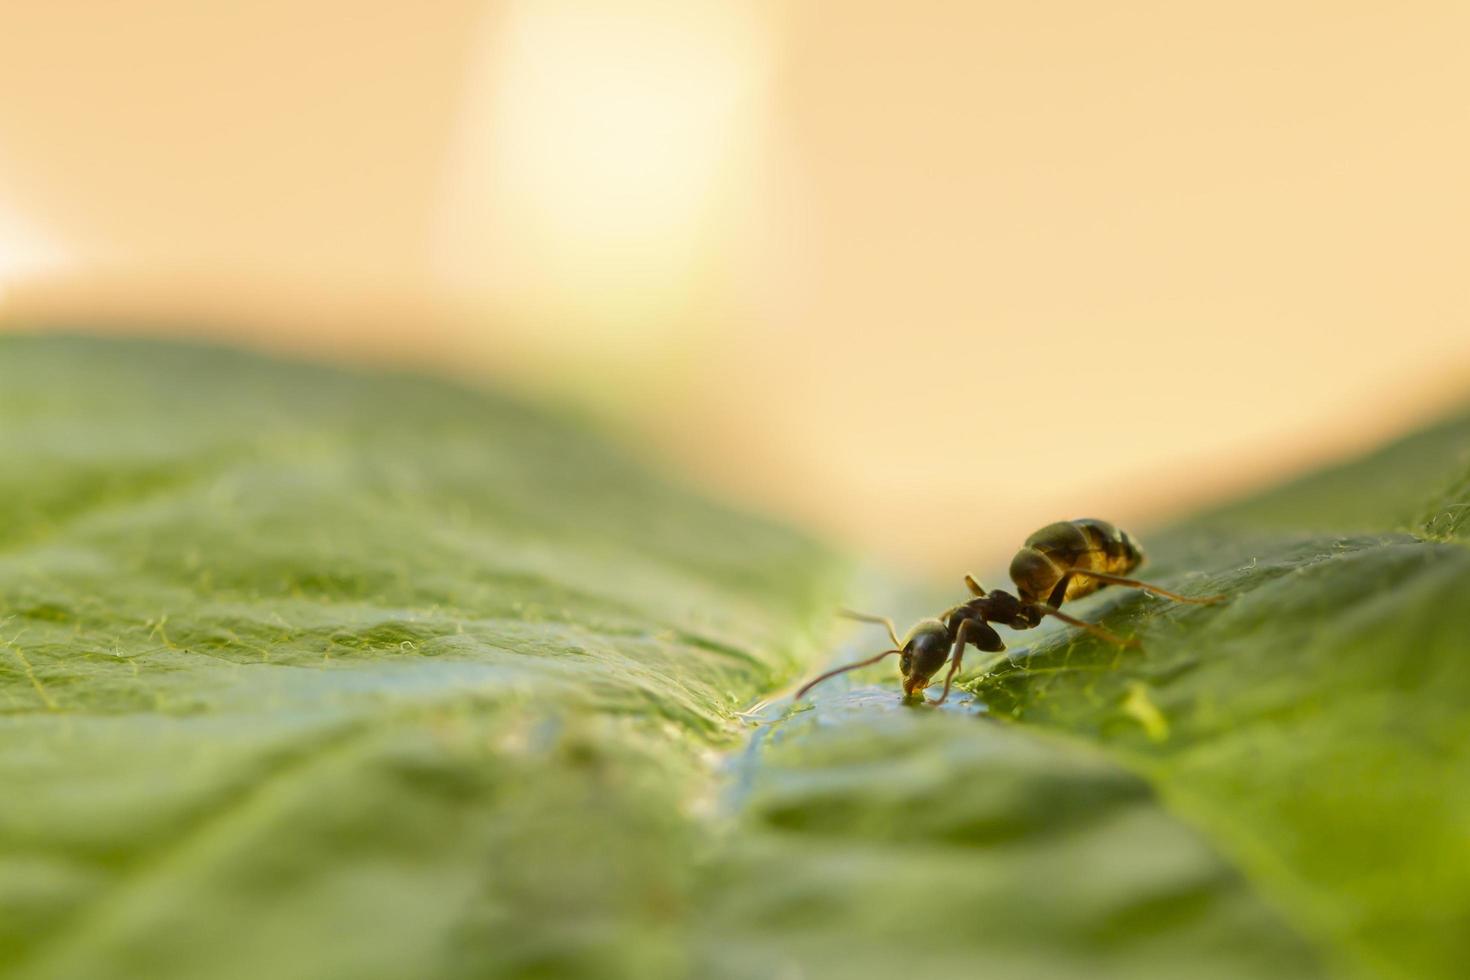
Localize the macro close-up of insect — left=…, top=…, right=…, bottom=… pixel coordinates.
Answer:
left=7, top=6, right=1464, bottom=977
left=795, top=518, right=1227, bottom=705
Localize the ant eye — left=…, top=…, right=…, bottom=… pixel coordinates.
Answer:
left=900, top=653, right=913, bottom=673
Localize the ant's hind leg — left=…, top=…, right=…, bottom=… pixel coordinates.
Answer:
left=963, top=574, right=986, bottom=597
left=1034, top=605, right=1141, bottom=650
left=1070, top=570, right=1227, bottom=605
left=1045, top=574, right=1072, bottom=609
left=838, top=609, right=902, bottom=648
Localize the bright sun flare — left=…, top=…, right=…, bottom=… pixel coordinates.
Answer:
left=0, top=197, right=67, bottom=306
left=437, top=0, right=775, bottom=335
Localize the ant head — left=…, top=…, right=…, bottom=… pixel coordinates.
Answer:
left=900, top=619, right=951, bottom=698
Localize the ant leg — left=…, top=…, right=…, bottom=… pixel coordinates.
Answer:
left=930, top=619, right=976, bottom=706
left=838, top=609, right=902, bottom=648
left=963, top=574, right=986, bottom=597
left=931, top=648, right=965, bottom=705
left=794, top=648, right=902, bottom=700
left=1069, top=570, right=1226, bottom=604
left=1033, top=604, right=1141, bottom=649
left=1045, top=574, right=1072, bottom=609
left=931, top=618, right=1004, bottom=705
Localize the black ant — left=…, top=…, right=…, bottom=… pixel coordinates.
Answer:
left=794, top=519, right=1226, bottom=705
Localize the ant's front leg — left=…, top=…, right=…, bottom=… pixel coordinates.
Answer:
left=932, top=618, right=1004, bottom=705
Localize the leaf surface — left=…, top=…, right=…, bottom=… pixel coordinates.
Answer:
left=2, top=335, right=1466, bottom=979
left=968, top=407, right=1470, bottom=979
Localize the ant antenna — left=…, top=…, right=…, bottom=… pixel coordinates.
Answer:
left=837, top=609, right=902, bottom=648
left=794, top=649, right=902, bottom=700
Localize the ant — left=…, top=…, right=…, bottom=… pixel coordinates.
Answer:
left=794, top=519, right=1226, bottom=705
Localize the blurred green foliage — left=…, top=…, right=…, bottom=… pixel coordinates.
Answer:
left=0, top=336, right=1466, bottom=979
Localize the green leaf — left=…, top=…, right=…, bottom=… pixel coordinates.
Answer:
left=0, top=335, right=845, bottom=979
left=2, top=334, right=1467, bottom=980
left=968, top=410, right=1470, bottom=979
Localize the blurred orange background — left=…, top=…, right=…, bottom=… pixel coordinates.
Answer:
left=2, top=2, right=1467, bottom=573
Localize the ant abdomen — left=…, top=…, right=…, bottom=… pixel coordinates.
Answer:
left=1009, top=518, right=1144, bottom=605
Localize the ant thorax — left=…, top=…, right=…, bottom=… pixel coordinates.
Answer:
left=947, top=589, right=1037, bottom=632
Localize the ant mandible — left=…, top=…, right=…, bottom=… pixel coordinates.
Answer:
left=794, top=518, right=1226, bottom=706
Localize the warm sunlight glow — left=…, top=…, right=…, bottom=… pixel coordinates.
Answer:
left=0, top=196, right=66, bottom=305
left=437, top=1, right=775, bottom=339
left=3, top=3, right=1467, bottom=573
